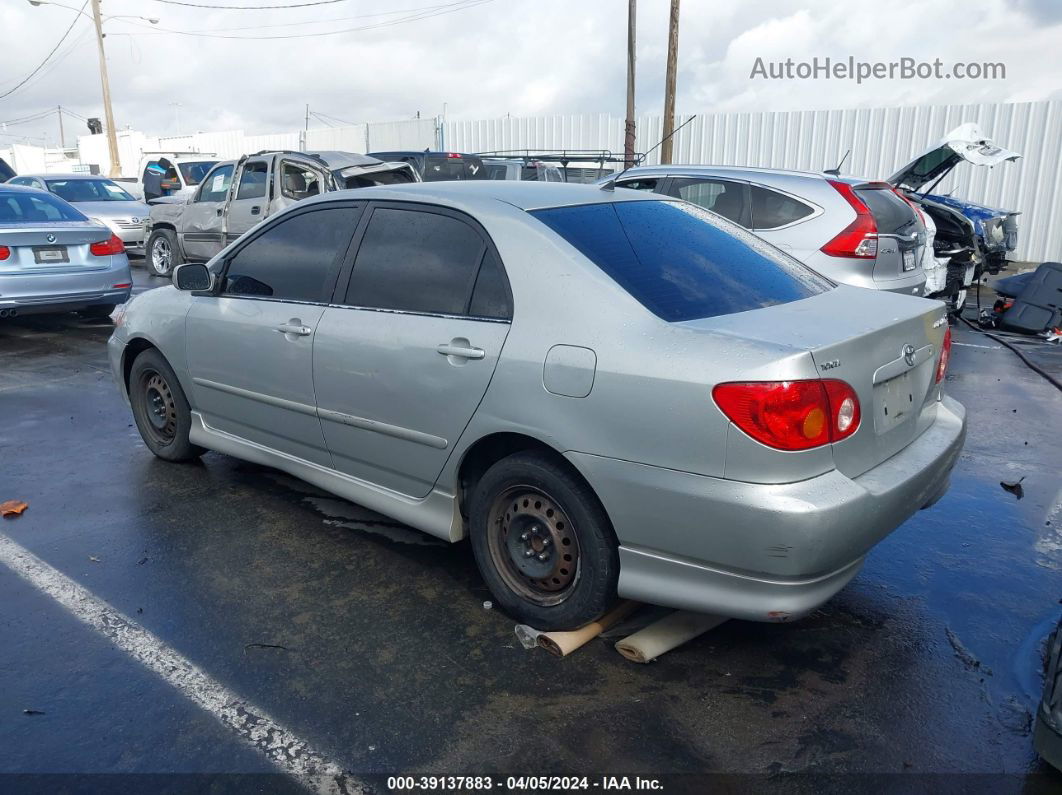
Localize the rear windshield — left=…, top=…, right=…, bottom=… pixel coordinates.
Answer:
left=856, top=186, right=919, bottom=234
left=178, top=161, right=217, bottom=186
left=0, top=190, right=88, bottom=223
left=46, top=178, right=134, bottom=202
left=423, top=155, right=488, bottom=181
left=531, top=200, right=831, bottom=322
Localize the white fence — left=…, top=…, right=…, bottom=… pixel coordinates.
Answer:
left=3, top=101, right=1058, bottom=261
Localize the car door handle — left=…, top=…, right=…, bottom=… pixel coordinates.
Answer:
left=275, top=321, right=312, bottom=337
left=251, top=206, right=261, bottom=216
left=215, top=207, right=223, bottom=216
left=436, top=342, right=484, bottom=360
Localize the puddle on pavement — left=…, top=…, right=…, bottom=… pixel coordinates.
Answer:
left=302, top=496, right=445, bottom=546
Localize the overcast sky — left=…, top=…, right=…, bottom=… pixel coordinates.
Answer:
left=1, top=0, right=1060, bottom=147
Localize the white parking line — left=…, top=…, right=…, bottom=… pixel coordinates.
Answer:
left=0, top=532, right=362, bottom=795
left=952, top=341, right=1002, bottom=350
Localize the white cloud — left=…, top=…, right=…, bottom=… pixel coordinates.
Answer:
left=0, top=0, right=1059, bottom=147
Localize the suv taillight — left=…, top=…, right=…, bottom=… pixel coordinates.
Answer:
left=0, top=245, right=9, bottom=261
left=936, top=327, right=952, bottom=384
left=89, top=234, right=124, bottom=257
left=712, top=379, right=861, bottom=451
left=821, top=180, right=878, bottom=259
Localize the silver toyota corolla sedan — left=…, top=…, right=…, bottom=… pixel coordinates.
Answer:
left=108, top=182, right=965, bottom=630
left=600, top=165, right=928, bottom=297
left=1, top=184, right=132, bottom=318
left=7, top=173, right=151, bottom=256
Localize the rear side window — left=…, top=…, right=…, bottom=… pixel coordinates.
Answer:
left=0, top=191, right=87, bottom=223
left=855, top=186, right=918, bottom=234
left=222, top=206, right=359, bottom=303
left=469, top=249, right=512, bottom=319
left=750, top=185, right=815, bottom=229
left=345, top=207, right=486, bottom=315
left=531, top=200, right=831, bottom=322
left=235, top=161, right=268, bottom=200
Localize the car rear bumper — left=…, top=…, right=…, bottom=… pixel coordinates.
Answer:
left=0, top=258, right=133, bottom=315
left=567, top=395, right=966, bottom=621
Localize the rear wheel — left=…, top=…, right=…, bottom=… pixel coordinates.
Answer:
left=147, top=228, right=178, bottom=277
left=469, top=451, right=618, bottom=630
left=129, top=348, right=204, bottom=462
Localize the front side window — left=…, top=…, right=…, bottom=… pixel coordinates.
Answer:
left=280, top=162, right=322, bottom=200
left=222, top=206, right=360, bottom=303
left=196, top=165, right=234, bottom=203
left=669, top=178, right=750, bottom=227
left=235, top=161, right=268, bottom=201
left=531, top=200, right=831, bottom=322
left=178, top=161, right=217, bottom=186
left=344, top=207, right=486, bottom=315
left=616, top=178, right=659, bottom=192
left=750, top=185, right=815, bottom=230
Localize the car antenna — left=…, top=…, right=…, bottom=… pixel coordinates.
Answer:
left=601, top=114, right=698, bottom=191
left=823, top=149, right=850, bottom=177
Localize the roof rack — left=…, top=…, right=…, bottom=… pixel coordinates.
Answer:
left=475, top=149, right=637, bottom=165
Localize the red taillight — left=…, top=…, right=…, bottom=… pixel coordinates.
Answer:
left=0, top=245, right=9, bottom=261
left=89, top=234, right=124, bottom=257
left=112, top=282, right=132, bottom=288
left=821, top=180, right=878, bottom=259
left=712, top=379, right=861, bottom=451
left=446, top=152, right=462, bottom=158
left=936, top=327, right=952, bottom=384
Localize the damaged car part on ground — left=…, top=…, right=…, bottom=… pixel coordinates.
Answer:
left=109, top=181, right=965, bottom=631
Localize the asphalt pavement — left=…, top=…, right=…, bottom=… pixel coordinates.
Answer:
left=1, top=266, right=1060, bottom=792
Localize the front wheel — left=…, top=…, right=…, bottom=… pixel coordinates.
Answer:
left=147, top=228, right=178, bottom=277
left=129, top=348, right=205, bottom=462
left=469, top=451, right=618, bottom=630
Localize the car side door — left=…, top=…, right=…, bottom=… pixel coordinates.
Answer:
left=664, top=176, right=752, bottom=227
left=179, top=163, right=234, bottom=262
left=312, top=202, right=513, bottom=498
left=224, top=157, right=271, bottom=246
left=184, top=202, right=362, bottom=465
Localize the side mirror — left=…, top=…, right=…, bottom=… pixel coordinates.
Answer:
left=173, top=262, right=213, bottom=292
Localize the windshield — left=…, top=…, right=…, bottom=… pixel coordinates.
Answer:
left=532, top=199, right=831, bottom=322
left=0, top=189, right=89, bottom=223
left=46, top=178, right=135, bottom=203
left=177, top=161, right=218, bottom=186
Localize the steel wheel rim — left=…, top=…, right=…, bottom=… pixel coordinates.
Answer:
left=140, top=370, right=177, bottom=445
left=151, top=237, right=172, bottom=274
left=486, top=485, right=581, bottom=606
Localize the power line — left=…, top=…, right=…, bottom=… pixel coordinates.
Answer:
left=175, top=1, right=486, bottom=32
left=122, top=0, right=492, bottom=40
left=0, top=0, right=89, bottom=101
left=151, top=0, right=351, bottom=9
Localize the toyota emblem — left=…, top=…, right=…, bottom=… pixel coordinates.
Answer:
left=903, top=344, right=917, bottom=367
left=131, top=217, right=139, bottom=224
left=45, top=233, right=56, bottom=243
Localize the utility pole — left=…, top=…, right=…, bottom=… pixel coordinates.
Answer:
left=57, top=105, right=65, bottom=149
left=659, top=0, right=680, bottom=165
left=624, top=0, right=637, bottom=167
left=305, top=104, right=310, bottom=131
left=90, top=0, right=121, bottom=176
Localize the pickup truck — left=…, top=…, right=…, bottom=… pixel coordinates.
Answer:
left=144, top=150, right=416, bottom=276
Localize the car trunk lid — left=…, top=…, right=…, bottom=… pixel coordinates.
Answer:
left=689, top=286, right=949, bottom=478
left=0, top=223, right=112, bottom=272
left=856, top=183, right=924, bottom=282
left=888, top=122, right=1021, bottom=193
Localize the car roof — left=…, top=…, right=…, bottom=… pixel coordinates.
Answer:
left=14, top=173, right=116, bottom=180
left=612, top=164, right=830, bottom=181
left=301, top=179, right=663, bottom=212
left=0, top=183, right=47, bottom=192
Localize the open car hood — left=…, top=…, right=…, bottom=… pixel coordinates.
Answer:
left=888, top=122, right=1021, bottom=192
